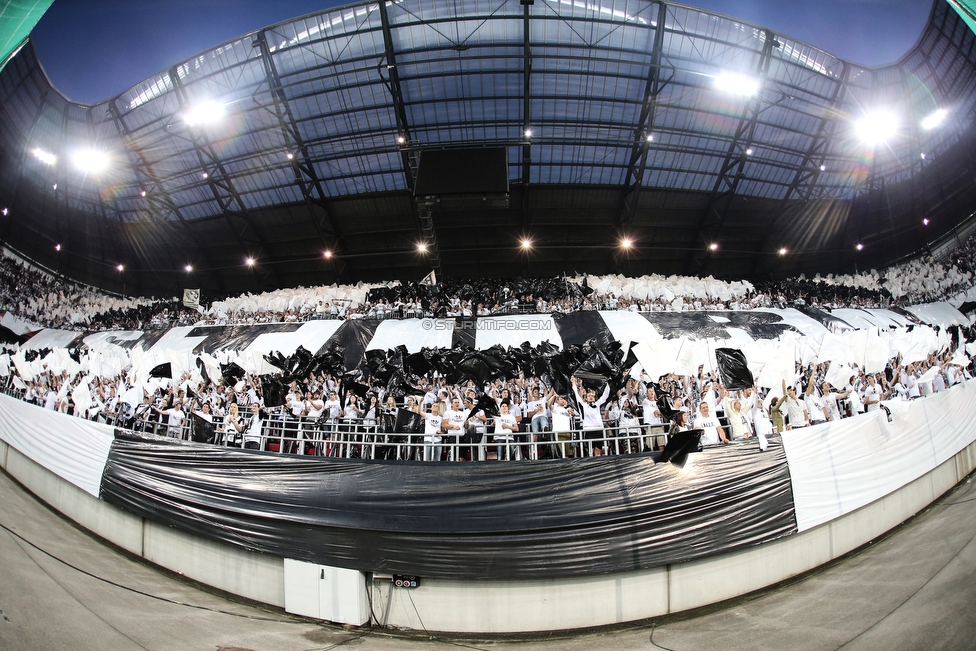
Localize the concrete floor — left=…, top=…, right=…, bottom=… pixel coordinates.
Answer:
left=1, top=468, right=974, bottom=651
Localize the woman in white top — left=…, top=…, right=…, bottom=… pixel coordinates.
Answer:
left=222, top=402, right=244, bottom=447
left=725, top=398, right=752, bottom=440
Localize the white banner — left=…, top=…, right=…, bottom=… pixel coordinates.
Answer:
left=782, top=381, right=976, bottom=532
left=0, top=392, right=115, bottom=497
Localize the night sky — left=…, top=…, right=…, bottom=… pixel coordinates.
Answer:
left=30, top=0, right=933, bottom=104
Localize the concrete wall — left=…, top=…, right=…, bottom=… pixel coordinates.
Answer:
left=2, top=412, right=975, bottom=633
left=0, top=442, right=284, bottom=608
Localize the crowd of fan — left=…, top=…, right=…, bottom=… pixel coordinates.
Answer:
left=0, top=253, right=179, bottom=330
left=1, top=230, right=975, bottom=333
left=4, top=331, right=970, bottom=461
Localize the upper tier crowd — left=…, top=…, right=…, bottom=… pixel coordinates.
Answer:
left=1, top=228, right=974, bottom=332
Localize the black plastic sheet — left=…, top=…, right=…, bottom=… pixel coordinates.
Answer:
left=190, top=413, right=216, bottom=444
left=316, top=320, right=381, bottom=371
left=452, top=318, right=477, bottom=350
left=260, top=375, right=287, bottom=407
left=552, top=310, right=615, bottom=349
left=100, top=435, right=797, bottom=580
left=715, top=348, right=754, bottom=390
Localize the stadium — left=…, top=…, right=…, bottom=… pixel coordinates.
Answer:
left=2, top=0, right=976, bottom=647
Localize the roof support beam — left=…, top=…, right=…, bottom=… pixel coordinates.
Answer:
left=85, top=107, right=129, bottom=289
left=107, top=99, right=225, bottom=292
left=379, top=0, right=437, bottom=276
left=751, top=63, right=850, bottom=278
left=685, top=29, right=780, bottom=275
left=169, top=65, right=281, bottom=291
left=615, top=1, right=669, bottom=229
left=251, top=29, right=348, bottom=282
left=378, top=1, right=415, bottom=189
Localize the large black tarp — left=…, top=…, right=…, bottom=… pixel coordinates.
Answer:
left=100, top=435, right=797, bottom=580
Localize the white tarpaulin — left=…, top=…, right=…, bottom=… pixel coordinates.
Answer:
left=20, top=328, right=82, bottom=350
left=904, top=302, right=968, bottom=327
left=830, top=309, right=878, bottom=330
left=0, top=312, right=41, bottom=336
left=599, top=311, right=662, bottom=349
left=474, top=315, right=562, bottom=350
left=241, top=320, right=345, bottom=357
left=366, top=318, right=454, bottom=353
left=0, top=392, right=115, bottom=497
left=753, top=308, right=832, bottom=341
left=781, top=381, right=976, bottom=532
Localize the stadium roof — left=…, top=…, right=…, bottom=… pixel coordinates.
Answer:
left=1, top=0, right=975, bottom=298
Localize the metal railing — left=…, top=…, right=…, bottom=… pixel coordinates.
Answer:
left=1, top=384, right=674, bottom=461
left=148, top=411, right=673, bottom=461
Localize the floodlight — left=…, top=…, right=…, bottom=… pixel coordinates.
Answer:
left=820, top=165, right=826, bottom=171
left=646, top=134, right=654, bottom=142
left=397, top=135, right=406, bottom=144
left=708, top=242, right=718, bottom=251
left=921, top=108, right=947, bottom=131
left=245, top=257, right=255, bottom=266
left=713, top=71, right=761, bottom=97
left=856, top=243, right=864, bottom=251
left=745, top=148, right=754, bottom=156
left=854, top=110, right=898, bottom=145
left=202, top=172, right=209, bottom=179
left=521, top=238, right=532, bottom=249
left=185, top=264, right=193, bottom=272
left=621, top=238, right=633, bottom=248
left=116, top=264, right=124, bottom=272
left=286, top=152, right=295, bottom=160
left=524, top=129, right=533, bottom=138
left=183, top=100, right=226, bottom=127
left=32, top=147, right=57, bottom=165
left=778, top=247, right=788, bottom=256
left=923, top=218, right=930, bottom=226
left=71, top=149, right=110, bottom=173
left=417, top=243, right=428, bottom=253
left=55, top=243, right=61, bottom=251
left=323, top=250, right=333, bottom=258
left=140, top=190, right=147, bottom=197
left=1, top=208, right=7, bottom=216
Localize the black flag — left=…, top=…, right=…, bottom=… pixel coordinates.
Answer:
left=149, top=362, right=172, bottom=379
left=191, top=413, right=216, bottom=444
left=260, top=375, right=287, bottom=407
left=715, top=348, right=754, bottom=390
